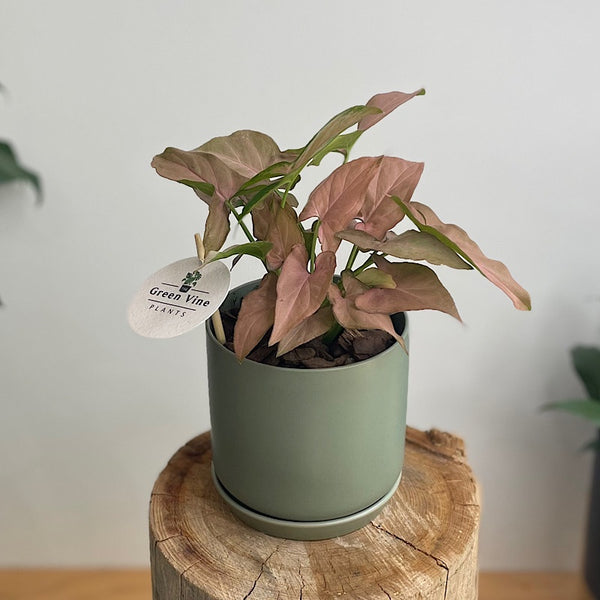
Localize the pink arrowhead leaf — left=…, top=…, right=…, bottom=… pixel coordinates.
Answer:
left=270, top=244, right=336, bottom=344
left=233, top=272, right=278, bottom=361
left=358, top=88, right=425, bottom=131
left=299, top=157, right=382, bottom=252
left=276, top=306, right=335, bottom=357
left=395, top=199, right=532, bottom=311
left=355, top=157, right=424, bottom=239
left=336, top=228, right=472, bottom=269
left=328, top=272, right=406, bottom=350
left=251, top=196, right=304, bottom=270
left=355, top=256, right=462, bottom=321
left=152, top=131, right=293, bottom=251
left=194, top=130, right=293, bottom=179
left=358, top=89, right=426, bottom=131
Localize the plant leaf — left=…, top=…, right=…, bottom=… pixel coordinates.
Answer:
left=309, top=131, right=363, bottom=167
left=0, top=141, right=42, bottom=202
left=328, top=272, right=406, bottom=350
left=395, top=198, right=532, bottom=311
left=233, top=272, right=278, bottom=361
left=292, top=105, right=381, bottom=170
left=251, top=196, right=304, bottom=270
left=572, top=346, right=600, bottom=399
left=355, top=156, right=424, bottom=239
left=358, top=89, right=426, bottom=131
left=195, top=130, right=292, bottom=179
left=209, top=241, right=273, bottom=263
left=239, top=177, right=290, bottom=218
left=299, top=157, right=382, bottom=251
left=152, top=146, right=239, bottom=203
left=355, top=268, right=397, bottom=289
left=152, top=130, right=291, bottom=250
left=337, top=229, right=472, bottom=269
left=276, top=306, right=335, bottom=356
left=203, top=202, right=230, bottom=253
left=270, top=244, right=336, bottom=344
left=355, top=256, right=462, bottom=321
left=542, top=400, right=600, bottom=425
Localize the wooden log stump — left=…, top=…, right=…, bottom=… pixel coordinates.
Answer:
left=150, top=427, right=480, bottom=600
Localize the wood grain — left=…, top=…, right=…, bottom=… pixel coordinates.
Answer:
left=0, top=571, right=593, bottom=600
left=150, top=427, right=480, bottom=599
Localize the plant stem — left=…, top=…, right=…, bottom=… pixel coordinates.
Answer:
left=310, top=220, right=321, bottom=272
left=323, top=322, right=343, bottom=345
left=345, top=245, right=360, bottom=271
left=352, top=254, right=375, bottom=275
left=280, top=180, right=293, bottom=208
left=228, top=201, right=255, bottom=243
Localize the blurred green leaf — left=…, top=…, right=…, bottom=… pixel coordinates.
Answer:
left=542, top=399, right=600, bottom=425
left=572, top=346, right=600, bottom=399
left=579, top=437, right=600, bottom=453
left=0, top=141, right=42, bottom=202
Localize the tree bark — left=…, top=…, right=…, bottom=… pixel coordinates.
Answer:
left=150, top=427, right=480, bottom=599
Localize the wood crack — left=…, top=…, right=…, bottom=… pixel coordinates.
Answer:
left=371, top=522, right=450, bottom=595
left=242, top=545, right=280, bottom=600
left=298, top=565, right=305, bottom=600
left=378, top=582, right=392, bottom=599
left=180, top=559, right=205, bottom=600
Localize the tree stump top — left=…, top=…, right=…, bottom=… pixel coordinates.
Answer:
left=150, top=427, right=480, bottom=600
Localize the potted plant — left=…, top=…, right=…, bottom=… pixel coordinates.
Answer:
left=149, top=89, right=531, bottom=540
left=544, top=346, right=600, bottom=598
left=179, top=269, right=202, bottom=293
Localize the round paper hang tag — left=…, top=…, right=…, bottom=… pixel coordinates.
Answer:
left=128, top=257, right=231, bottom=339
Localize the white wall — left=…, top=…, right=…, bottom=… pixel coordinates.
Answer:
left=1, top=0, right=599, bottom=569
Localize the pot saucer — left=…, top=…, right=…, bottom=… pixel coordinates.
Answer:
left=211, top=465, right=402, bottom=541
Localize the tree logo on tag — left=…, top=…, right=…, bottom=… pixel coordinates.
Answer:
left=179, top=270, right=202, bottom=293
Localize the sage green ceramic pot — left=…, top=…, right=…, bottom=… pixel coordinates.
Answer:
left=206, top=280, right=409, bottom=539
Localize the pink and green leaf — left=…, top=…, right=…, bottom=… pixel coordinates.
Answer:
left=292, top=105, right=381, bottom=170
left=336, top=228, right=472, bottom=269
left=356, top=157, right=424, bottom=239
left=251, top=197, right=304, bottom=270
left=299, top=157, right=383, bottom=251
left=233, top=272, right=278, bottom=361
left=358, top=89, right=426, bottom=131
left=355, top=256, right=462, bottom=321
left=152, top=130, right=293, bottom=250
left=328, top=272, right=406, bottom=350
left=394, top=198, right=532, bottom=311
left=203, top=202, right=230, bottom=253
left=270, top=244, right=336, bottom=344
left=276, top=306, right=336, bottom=357
left=308, top=131, right=363, bottom=167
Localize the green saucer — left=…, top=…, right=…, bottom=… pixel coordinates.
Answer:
left=211, top=465, right=402, bottom=541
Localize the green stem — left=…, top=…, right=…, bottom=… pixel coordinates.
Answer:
left=323, top=322, right=343, bottom=345
left=352, top=254, right=375, bottom=275
left=310, top=220, right=321, bottom=272
left=280, top=171, right=301, bottom=208
left=345, top=245, right=360, bottom=271
left=228, top=202, right=255, bottom=243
